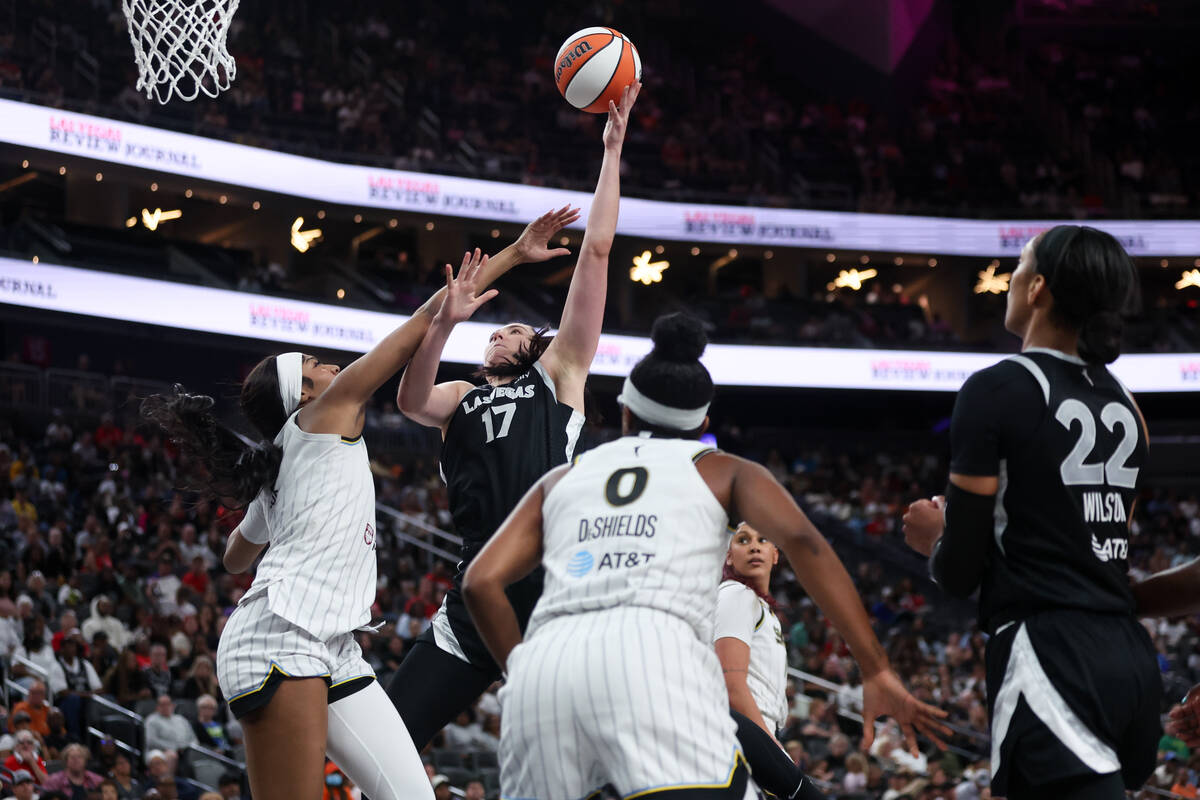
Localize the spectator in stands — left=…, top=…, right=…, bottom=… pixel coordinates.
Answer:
left=463, top=778, right=485, bottom=800
left=4, top=731, right=48, bottom=785
left=144, top=695, right=196, bottom=756
left=146, top=749, right=200, bottom=800
left=22, top=572, right=55, bottom=619
left=217, top=773, right=243, bottom=800
left=82, top=596, right=129, bottom=651
left=89, top=631, right=118, bottom=681
left=143, top=644, right=174, bottom=698
left=181, top=555, right=209, bottom=597
left=57, top=635, right=100, bottom=738
left=441, top=710, right=480, bottom=751
left=43, top=710, right=70, bottom=759
left=0, top=598, right=21, bottom=657
left=191, top=695, right=229, bottom=755
left=100, top=779, right=120, bottom=800
left=103, top=648, right=152, bottom=708
left=9, top=681, right=50, bottom=736
left=109, top=751, right=144, bottom=800
left=42, top=742, right=105, bottom=798
left=148, top=556, right=182, bottom=617
left=4, top=769, right=36, bottom=800
left=13, top=619, right=66, bottom=695
left=430, top=774, right=451, bottom=800
left=180, top=656, right=220, bottom=705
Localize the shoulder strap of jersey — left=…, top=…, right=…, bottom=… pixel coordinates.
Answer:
left=1005, top=354, right=1050, bottom=405
left=692, top=446, right=719, bottom=463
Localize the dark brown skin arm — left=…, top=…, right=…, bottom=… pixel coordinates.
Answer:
left=1132, top=557, right=1200, bottom=619
left=696, top=451, right=949, bottom=753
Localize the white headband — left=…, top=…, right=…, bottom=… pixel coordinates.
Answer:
left=617, top=377, right=709, bottom=431
left=275, top=352, right=304, bottom=416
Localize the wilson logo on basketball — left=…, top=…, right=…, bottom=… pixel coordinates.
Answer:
left=555, top=41, right=593, bottom=83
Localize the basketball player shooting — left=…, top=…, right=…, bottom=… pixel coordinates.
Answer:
left=386, top=82, right=641, bottom=750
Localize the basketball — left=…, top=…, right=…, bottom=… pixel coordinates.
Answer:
left=554, top=27, right=642, bottom=113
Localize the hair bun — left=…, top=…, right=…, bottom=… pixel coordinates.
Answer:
left=1077, top=310, right=1123, bottom=365
left=649, top=313, right=707, bottom=362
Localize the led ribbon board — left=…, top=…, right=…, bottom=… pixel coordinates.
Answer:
left=2, top=258, right=1195, bottom=392
left=5, top=99, right=1200, bottom=256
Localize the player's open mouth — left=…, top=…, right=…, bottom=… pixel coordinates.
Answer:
left=748, top=558, right=764, bottom=567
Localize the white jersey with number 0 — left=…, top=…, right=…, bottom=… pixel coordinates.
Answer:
left=238, top=412, right=378, bottom=641
left=528, top=435, right=730, bottom=642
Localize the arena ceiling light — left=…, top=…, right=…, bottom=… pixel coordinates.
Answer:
left=974, top=263, right=1011, bottom=294
left=291, top=217, right=322, bottom=253
left=630, top=250, right=668, bottom=285
left=1177, top=269, right=1200, bottom=290
left=830, top=268, right=876, bottom=291
left=140, top=207, right=182, bottom=231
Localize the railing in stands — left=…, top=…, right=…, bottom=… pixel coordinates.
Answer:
left=376, top=503, right=462, bottom=567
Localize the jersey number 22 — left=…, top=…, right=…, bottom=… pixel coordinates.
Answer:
left=1055, top=399, right=1139, bottom=489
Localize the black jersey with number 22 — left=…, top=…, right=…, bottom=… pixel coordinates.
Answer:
left=950, top=348, right=1147, bottom=634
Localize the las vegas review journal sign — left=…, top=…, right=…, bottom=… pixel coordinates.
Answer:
left=2, top=257, right=1197, bottom=393
left=8, top=98, right=1200, bottom=256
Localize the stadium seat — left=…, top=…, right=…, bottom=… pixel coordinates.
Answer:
left=174, top=698, right=198, bottom=723
left=433, top=749, right=467, bottom=770
left=439, top=766, right=474, bottom=788
left=45, top=759, right=64, bottom=774
left=134, top=699, right=157, bottom=718
left=470, top=751, right=499, bottom=770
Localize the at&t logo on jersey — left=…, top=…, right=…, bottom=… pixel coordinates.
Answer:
left=566, top=550, right=594, bottom=577
left=1091, top=534, right=1128, bottom=562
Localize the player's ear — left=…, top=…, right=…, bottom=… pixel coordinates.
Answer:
left=1027, top=272, right=1047, bottom=307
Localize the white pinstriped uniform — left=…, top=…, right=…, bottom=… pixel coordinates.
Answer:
left=713, top=581, right=789, bottom=732
left=217, top=412, right=378, bottom=706
left=500, top=436, right=752, bottom=800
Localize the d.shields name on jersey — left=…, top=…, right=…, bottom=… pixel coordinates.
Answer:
left=578, top=512, right=658, bottom=541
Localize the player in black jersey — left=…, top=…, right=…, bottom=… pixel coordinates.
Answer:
left=902, top=225, right=1156, bottom=800
left=385, top=82, right=640, bottom=748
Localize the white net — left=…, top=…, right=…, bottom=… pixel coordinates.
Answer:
left=122, top=0, right=239, bottom=104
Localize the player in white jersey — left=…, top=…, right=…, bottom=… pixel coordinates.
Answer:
left=715, top=524, right=823, bottom=800
left=141, top=243, right=554, bottom=800
left=462, top=314, right=948, bottom=800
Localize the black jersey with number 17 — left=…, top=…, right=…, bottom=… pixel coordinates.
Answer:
left=949, top=348, right=1147, bottom=634
left=440, top=361, right=585, bottom=565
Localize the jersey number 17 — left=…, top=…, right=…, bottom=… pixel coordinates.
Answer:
left=482, top=403, right=517, bottom=443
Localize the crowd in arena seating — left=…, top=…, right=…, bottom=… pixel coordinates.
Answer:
left=2, top=1, right=1200, bottom=219
left=0, top=368, right=1196, bottom=799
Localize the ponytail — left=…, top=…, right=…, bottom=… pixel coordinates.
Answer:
left=1033, top=225, right=1137, bottom=365
left=141, top=385, right=281, bottom=508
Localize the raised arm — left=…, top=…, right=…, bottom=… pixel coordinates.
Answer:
left=701, top=453, right=948, bottom=754
left=398, top=208, right=582, bottom=429
left=1132, top=557, right=1200, bottom=618
left=461, top=465, right=568, bottom=671
left=542, top=82, right=640, bottom=392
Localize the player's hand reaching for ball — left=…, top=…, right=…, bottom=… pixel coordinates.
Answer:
left=1167, top=684, right=1200, bottom=747
left=861, top=669, right=951, bottom=756
left=602, top=80, right=641, bottom=151
left=514, top=205, right=582, bottom=264
left=903, top=495, right=946, bottom=557
left=434, top=249, right=499, bottom=327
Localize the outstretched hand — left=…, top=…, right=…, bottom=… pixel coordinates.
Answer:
left=1168, top=684, right=1200, bottom=747
left=602, top=80, right=641, bottom=151
left=514, top=205, right=582, bottom=264
left=434, top=249, right=499, bottom=327
left=860, top=669, right=951, bottom=756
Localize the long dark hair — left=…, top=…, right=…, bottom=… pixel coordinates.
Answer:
left=472, top=325, right=601, bottom=424
left=472, top=325, right=552, bottom=381
left=1033, top=225, right=1138, bottom=365
left=140, top=355, right=288, bottom=508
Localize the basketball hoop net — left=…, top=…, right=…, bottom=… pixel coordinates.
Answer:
left=122, top=0, right=239, bottom=104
